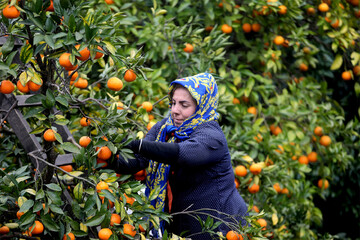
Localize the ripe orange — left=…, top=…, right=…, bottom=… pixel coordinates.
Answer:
left=251, top=23, right=261, bottom=32
left=272, top=126, right=282, bottom=136
left=256, top=218, right=267, bottom=230
left=281, top=187, right=289, bottom=195
left=278, top=5, right=287, bottom=15
left=307, top=152, right=318, bottom=162
left=232, top=97, right=240, bottom=104
left=17, top=211, right=25, bottom=219
left=183, top=43, right=194, bottom=53
left=253, top=133, right=263, bottom=143
left=318, top=179, right=329, bottom=189
left=120, top=193, right=135, bottom=205
left=68, top=71, right=79, bottom=82
left=80, top=117, right=91, bottom=127
left=74, top=77, right=88, bottom=89
left=303, top=47, right=311, bottom=54
left=273, top=36, right=285, bottom=45
left=28, top=80, right=42, bottom=92
left=0, top=80, right=15, bottom=94
left=0, top=226, right=10, bottom=234
left=318, top=3, right=329, bottom=12
left=63, top=232, right=75, bottom=240
left=299, top=63, right=308, bottom=72
left=353, top=65, right=360, bottom=76
left=249, top=163, right=262, bottom=175
left=247, top=106, right=257, bottom=116
left=319, top=135, right=331, bottom=146
left=242, top=23, right=252, bottom=33
left=252, top=205, right=260, bottom=213
left=221, top=24, right=233, bottom=34
left=98, top=228, right=112, bottom=240
left=46, top=0, right=54, bottom=11
left=205, top=26, right=214, bottom=32
left=110, top=213, right=121, bottom=226
left=59, top=53, right=77, bottom=71
left=123, top=223, right=136, bottom=237
left=44, top=129, right=56, bottom=142
left=273, top=183, right=282, bottom=193
left=17, top=80, right=30, bottom=93
left=60, top=165, right=73, bottom=172
left=94, top=46, right=104, bottom=59
left=330, top=19, right=339, bottom=28
left=307, top=7, right=316, bottom=15
left=29, top=220, right=44, bottom=234
left=105, top=0, right=114, bottom=4
left=235, top=165, right=247, bottom=177
left=314, top=126, right=323, bottom=136
left=139, top=224, right=146, bottom=232
left=248, top=183, right=260, bottom=193
left=298, top=155, right=309, bottom=165
left=142, top=101, right=153, bottom=112
left=226, top=230, right=243, bottom=240
left=2, top=5, right=20, bottom=19
left=96, top=181, right=109, bottom=192
left=107, top=77, right=123, bottom=91
left=124, top=69, right=137, bottom=82
left=75, top=44, right=90, bottom=61
left=97, top=146, right=112, bottom=160
left=79, top=136, right=91, bottom=147
left=234, top=178, right=240, bottom=188
left=341, top=71, right=352, bottom=81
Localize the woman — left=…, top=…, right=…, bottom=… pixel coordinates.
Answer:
left=113, top=73, right=248, bottom=239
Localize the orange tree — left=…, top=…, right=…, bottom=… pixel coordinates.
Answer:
left=1, top=0, right=360, bottom=239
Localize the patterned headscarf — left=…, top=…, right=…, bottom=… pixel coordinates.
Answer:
left=145, top=73, right=219, bottom=223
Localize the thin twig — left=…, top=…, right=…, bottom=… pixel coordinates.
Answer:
left=0, top=100, right=18, bottom=125
left=28, top=151, right=96, bottom=187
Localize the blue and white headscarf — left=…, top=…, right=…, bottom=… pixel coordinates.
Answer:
left=145, top=73, right=219, bottom=231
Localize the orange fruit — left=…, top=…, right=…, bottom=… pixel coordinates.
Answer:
left=80, top=117, right=91, bottom=127
left=278, top=5, right=287, bottom=14
left=46, top=0, right=54, bottom=11
left=79, top=136, right=91, bottom=147
left=252, top=205, right=260, bottom=213
left=105, top=0, right=114, bottom=4
left=319, top=135, right=331, bottom=146
left=226, top=230, right=243, bottom=240
left=124, top=69, right=137, bottom=82
left=123, top=223, right=136, bottom=237
left=272, top=126, right=282, bottom=136
left=44, top=129, right=56, bottom=142
left=251, top=23, right=261, bottom=32
left=318, top=3, right=329, bottom=12
left=303, top=47, right=311, bottom=54
left=59, top=53, right=77, bottom=71
left=68, top=71, right=78, bottom=82
left=314, top=126, right=323, bottom=136
left=17, top=80, right=30, bottom=93
left=281, top=187, right=289, bottom=195
left=2, top=5, right=20, bottom=19
left=249, top=163, right=262, bottom=175
left=341, top=71, right=352, bottom=81
left=63, top=232, right=75, bottom=240
left=273, top=183, right=282, bottom=193
left=94, top=46, right=104, bottom=59
left=221, top=24, right=233, bottom=34
left=205, top=26, right=214, bottom=32
left=96, top=181, right=109, bottom=192
left=97, top=159, right=108, bottom=168
left=254, top=133, right=263, bottom=143
left=235, top=165, right=247, bottom=177
left=17, top=211, right=25, bottom=219
left=60, top=165, right=73, bottom=172
left=110, top=213, right=121, bottom=226
left=298, top=155, right=309, bottom=165
left=299, top=63, right=308, bottom=71
left=142, top=101, right=153, bottom=112
left=97, top=146, right=112, bottom=160
left=28, top=80, right=42, bottom=92
left=0, top=226, right=10, bottom=234
left=183, top=43, right=194, bottom=53
left=0, top=80, right=15, bottom=94
left=247, top=106, right=257, bottom=116
left=257, top=218, right=267, bottom=230
left=234, top=178, right=240, bottom=188
left=98, top=228, right=112, bottom=240
left=307, top=152, right=317, bottom=162
left=242, top=23, right=252, bottom=33
left=248, top=183, right=260, bottom=193
left=120, top=193, right=135, bottom=205
left=307, top=7, right=316, bottom=15
left=232, top=97, right=240, bottom=104
left=75, top=44, right=90, bottom=61
left=353, top=65, right=360, bottom=76
left=139, top=224, right=146, bottom=232
left=331, top=19, right=339, bottom=28
left=74, top=77, right=88, bottom=89
left=275, top=145, right=284, bottom=154
left=107, top=77, right=123, bottom=91
left=134, top=169, right=146, bottom=181
left=318, top=179, right=329, bottom=189
left=29, top=220, right=44, bottom=234
left=273, top=36, right=285, bottom=45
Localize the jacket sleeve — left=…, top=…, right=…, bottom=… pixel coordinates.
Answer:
left=110, top=119, right=166, bottom=174
left=176, top=122, right=228, bottom=167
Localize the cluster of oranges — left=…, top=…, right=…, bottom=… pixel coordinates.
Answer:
left=0, top=79, right=42, bottom=95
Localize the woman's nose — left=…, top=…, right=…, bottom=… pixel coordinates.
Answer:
left=172, top=104, right=179, bottom=114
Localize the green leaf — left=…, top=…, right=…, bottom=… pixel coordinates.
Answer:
left=36, top=189, right=45, bottom=200
left=25, top=94, right=45, bottom=104
left=46, top=183, right=62, bottom=192
left=44, top=35, right=55, bottom=49
left=85, top=214, right=105, bottom=227
left=68, top=15, right=76, bottom=32
left=19, top=200, right=34, bottom=213
left=351, top=52, right=360, bottom=67
left=62, top=142, right=81, bottom=154
left=41, top=214, right=60, bottom=231
left=73, top=182, right=84, bottom=201
left=2, top=35, right=14, bottom=55
left=20, top=44, right=33, bottom=64
left=29, top=125, right=46, bottom=134
left=103, top=41, right=116, bottom=55
left=56, top=96, right=69, bottom=107
left=330, top=54, right=343, bottom=70
left=54, top=132, right=63, bottom=144
left=49, top=204, right=64, bottom=214
left=19, top=213, right=36, bottom=227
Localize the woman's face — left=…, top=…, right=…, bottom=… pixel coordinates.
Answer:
left=171, top=87, right=197, bottom=127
